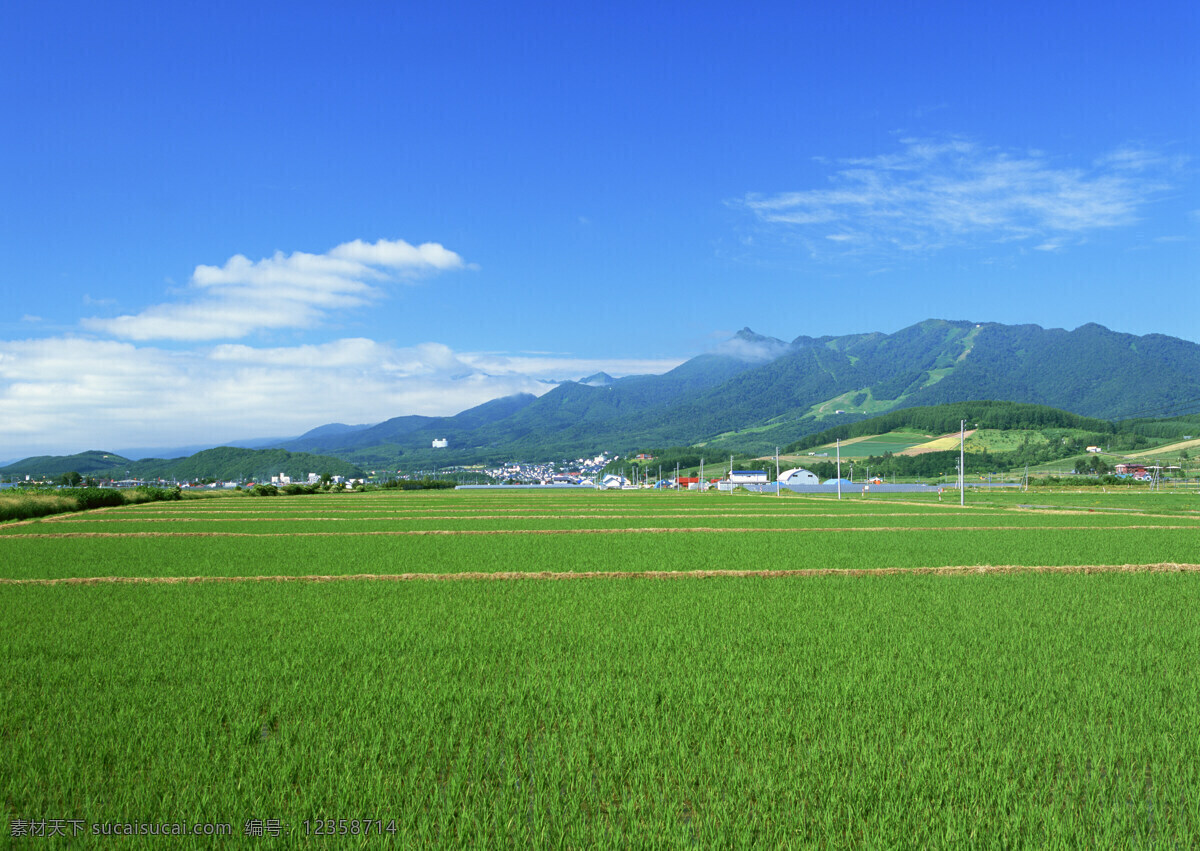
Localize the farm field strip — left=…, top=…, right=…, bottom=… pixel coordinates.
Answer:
left=9, top=515, right=1200, bottom=536
left=8, top=523, right=1200, bottom=539
left=102, top=507, right=920, bottom=518
left=110, top=500, right=986, bottom=515
left=2, top=527, right=1197, bottom=581
left=107, top=500, right=1200, bottom=517
left=36, top=510, right=1023, bottom=522
left=33, top=494, right=1199, bottom=521
left=5, top=575, right=1199, bottom=845
left=50, top=504, right=1200, bottom=521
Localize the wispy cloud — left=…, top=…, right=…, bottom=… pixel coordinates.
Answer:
left=738, top=138, right=1182, bottom=258
left=82, top=238, right=471, bottom=341
left=0, top=336, right=683, bottom=458
left=712, top=336, right=789, bottom=362
left=455, top=352, right=685, bottom=380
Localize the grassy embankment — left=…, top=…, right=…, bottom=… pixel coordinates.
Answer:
left=0, top=486, right=200, bottom=524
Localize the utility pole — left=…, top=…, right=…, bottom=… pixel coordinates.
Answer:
left=960, top=419, right=965, bottom=506
left=836, top=438, right=842, bottom=500
left=776, top=446, right=780, bottom=497
left=729, top=455, right=733, bottom=496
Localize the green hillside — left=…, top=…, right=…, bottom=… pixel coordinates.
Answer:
left=784, top=401, right=1119, bottom=453
left=777, top=401, right=1191, bottom=480
left=1, top=447, right=364, bottom=482
left=0, top=450, right=135, bottom=478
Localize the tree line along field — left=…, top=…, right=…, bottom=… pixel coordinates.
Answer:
left=3, top=489, right=1199, bottom=846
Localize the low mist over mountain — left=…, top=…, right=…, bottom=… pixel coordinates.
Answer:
left=275, top=319, right=1200, bottom=466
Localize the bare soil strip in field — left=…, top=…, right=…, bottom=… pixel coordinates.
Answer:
left=113, top=504, right=979, bottom=515
left=1011, top=507, right=1200, bottom=517
left=4, top=525, right=1196, bottom=539
left=4, top=563, right=1198, bottom=586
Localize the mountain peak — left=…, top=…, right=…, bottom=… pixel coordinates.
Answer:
left=580, top=372, right=615, bottom=387
left=719, top=329, right=789, bottom=362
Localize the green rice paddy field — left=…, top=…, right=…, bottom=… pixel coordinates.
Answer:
left=3, top=489, right=1199, bottom=846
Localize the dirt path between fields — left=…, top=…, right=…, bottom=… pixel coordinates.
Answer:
left=3, top=524, right=1199, bottom=539
left=3, top=563, right=1199, bottom=585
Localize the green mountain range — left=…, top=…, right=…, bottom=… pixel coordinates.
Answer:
left=281, top=320, right=1200, bottom=465
left=7, top=319, right=1200, bottom=474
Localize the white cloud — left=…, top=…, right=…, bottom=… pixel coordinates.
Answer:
left=0, top=336, right=684, bottom=459
left=457, top=352, right=685, bottom=379
left=738, top=138, right=1182, bottom=258
left=83, top=238, right=470, bottom=341
left=712, top=336, right=788, bottom=362
left=329, top=238, right=468, bottom=270
left=20, top=315, right=42, bottom=323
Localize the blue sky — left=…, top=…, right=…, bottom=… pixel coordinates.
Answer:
left=2, top=1, right=1197, bottom=458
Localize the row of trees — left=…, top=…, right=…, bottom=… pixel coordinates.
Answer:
left=1072, top=455, right=1113, bottom=475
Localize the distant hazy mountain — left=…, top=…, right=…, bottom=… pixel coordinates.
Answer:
left=292, top=422, right=376, bottom=441
left=286, top=319, right=1200, bottom=465
left=277, top=392, right=541, bottom=462
left=114, top=435, right=299, bottom=461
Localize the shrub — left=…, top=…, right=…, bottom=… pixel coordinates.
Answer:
left=380, top=478, right=457, bottom=491
left=59, top=487, right=128, bottom=510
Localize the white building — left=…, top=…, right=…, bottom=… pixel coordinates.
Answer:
left=779, top=468, right=820, bottom=486
left=729, top=470, right=768, bottom=484
left=432, top=438, right=448, bottom=448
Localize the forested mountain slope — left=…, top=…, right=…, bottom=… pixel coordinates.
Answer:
left=277, top=320, right=1200, bottom=464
